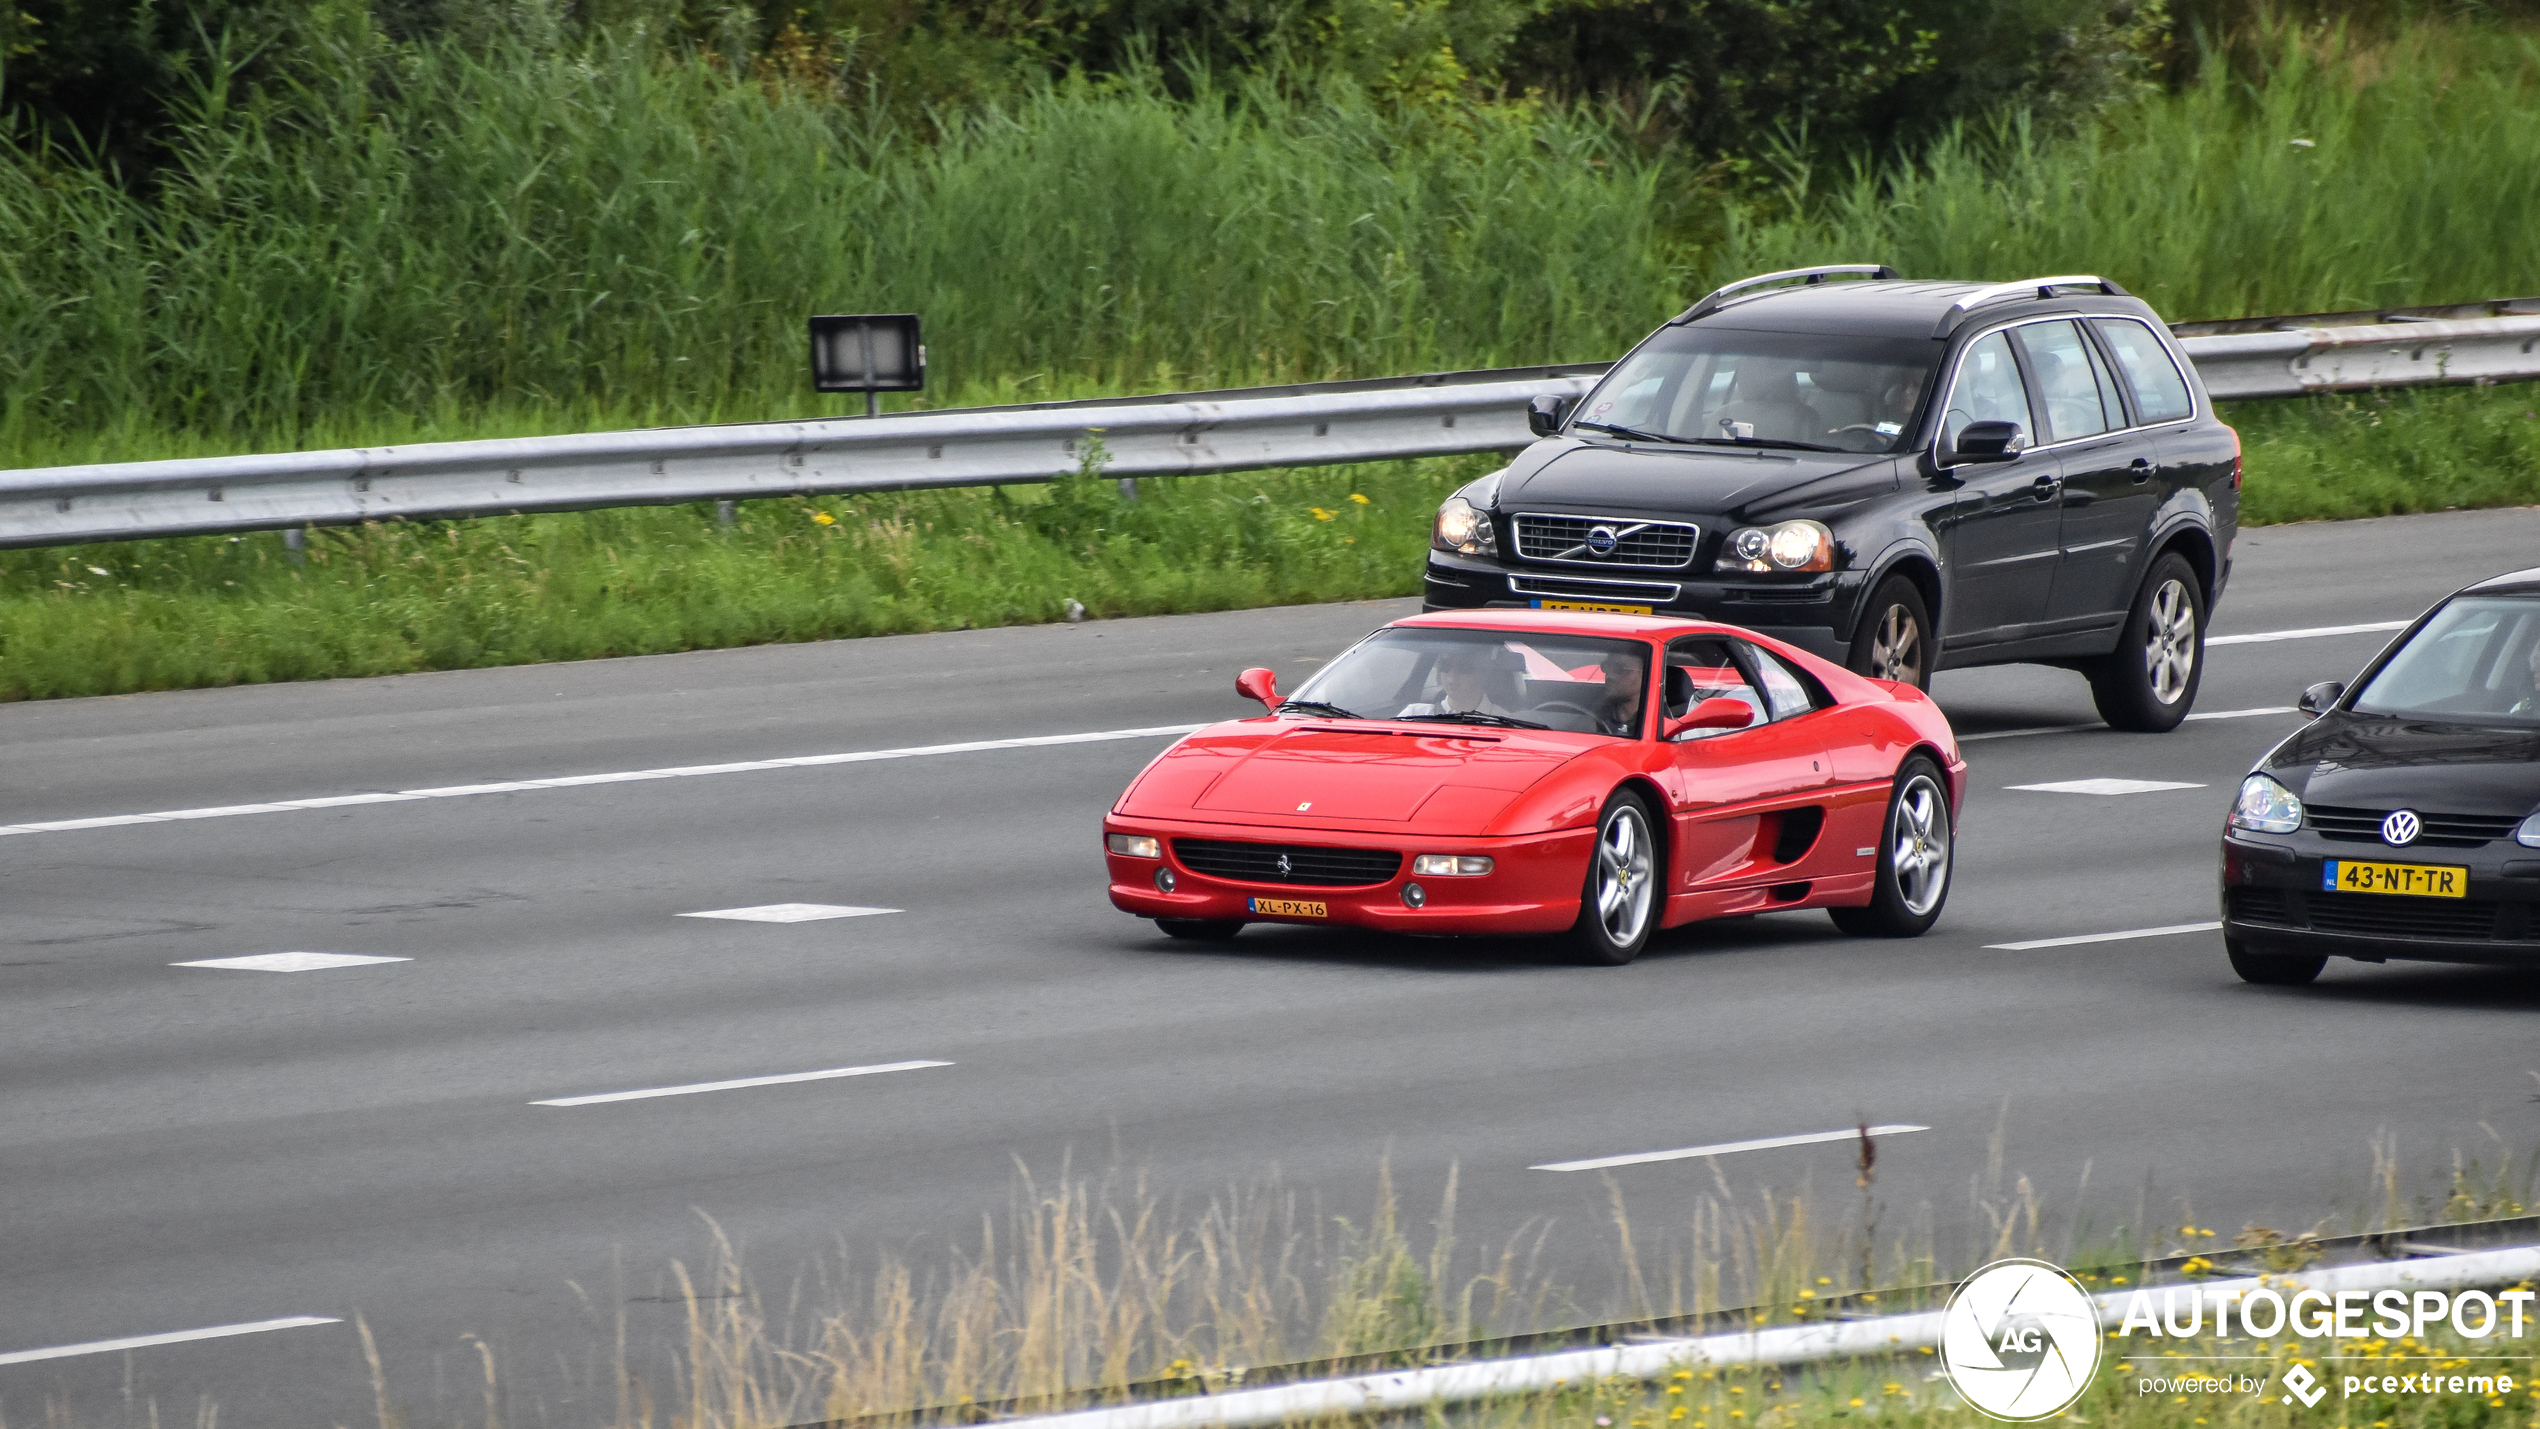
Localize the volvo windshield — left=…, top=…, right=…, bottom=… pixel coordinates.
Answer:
left=1573, top=327, right=1938, bottom=454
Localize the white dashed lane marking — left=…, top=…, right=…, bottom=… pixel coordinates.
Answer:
left=532, top=1058, right=951, bottom=1107
left=679, top=903, right=900, bottom=923
left=0, top=1316, right=339, bottom=1367
left=2208, top=620, right=2408, bottom=646
left=173, top=952, right=409, bottom=972
left=1533, top=1124, right=1929, bottom=1173
left=1986, top=921, right=2224, bottom=951
left=1960, top=706, right=2294, bottom=742
left=2008, top=778, right=2206, bottom=796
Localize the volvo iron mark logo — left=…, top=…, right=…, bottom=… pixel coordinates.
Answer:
left=1585, top=525, right=1620, bottom=556
left=1939, top=1258, right=2102, bottom=1420
left=2381, top=809, right=2422, bottom=847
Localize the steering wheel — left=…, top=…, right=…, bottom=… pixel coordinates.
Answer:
left=1526, top=697, right=1611, bottom=734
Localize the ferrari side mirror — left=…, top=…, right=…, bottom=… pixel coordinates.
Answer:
left=2297, top=680, right=2344, bottom=719
left=1662, top=696, right=1754, bottom=741
left=1236, top=667, right=1280, bottom=711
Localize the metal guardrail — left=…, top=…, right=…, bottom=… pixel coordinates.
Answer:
left=6, top=301, right=2539, bottom=549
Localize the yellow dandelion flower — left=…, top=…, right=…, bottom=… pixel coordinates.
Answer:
left=1312, top=507, right=1336, bottom=521
left=812, top=511, right=837, bottom=525
left=1349, top=493, right=1370, bottom=504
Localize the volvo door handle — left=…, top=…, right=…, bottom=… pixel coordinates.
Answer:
left=2030, top=474, right=2062, bottom=501
left=2129, top=457, right=2153, bottom=484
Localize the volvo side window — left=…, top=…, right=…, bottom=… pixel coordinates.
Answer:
left=1942, top=331, right=2034, bottom=450
left=2093, top=318, right=2193, bottom=423
left=2014, top=321, right=2117, bottom=442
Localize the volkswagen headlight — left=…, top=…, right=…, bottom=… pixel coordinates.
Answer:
left=1715, top=519, right=1834, bottom=573
left=1432, top=495, right=1497, bottom=556
left=2228, top=774, right=2305, bottom=835
left=2518, top=811, right=2540, bottom=848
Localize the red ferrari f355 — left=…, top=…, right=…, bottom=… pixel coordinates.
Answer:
left=1102, top=610, right=1967, bottom=964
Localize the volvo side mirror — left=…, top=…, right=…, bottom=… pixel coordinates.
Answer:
left=1662, top=697, right=1755, bottom=741
left=2298, top=680, right=2344, bottom=719
left=1946, top=420, right=2028, bottom=464
left=1236, top=667, right=1280, bottom=710
left=1526, top=394, right=1577, bottom=437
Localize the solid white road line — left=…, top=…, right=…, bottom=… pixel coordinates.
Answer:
left=2208, top=620, right=2408, bottom=646
left=0, top=724, right=1205, bottom=840
left=1532, top=1124, right=1929, bottom=1173
left=680, top=903, right=900, bottom=923
left=2008, top=778, right=2205, bottom=795
left=532, top=1058, right=951, bottom=1107
left=0, top=1316, right=340, bottom=1367
left=173, top=952, right=409, bottom=972
left=1959, top=706, right=2293, bottom=743
left=1985, top=921, right=2223, bottom=951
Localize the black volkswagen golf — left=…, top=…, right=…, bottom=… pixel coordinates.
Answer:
left=1422, top=266, right=2242, bottom=731
left=2220, top=567, right=2540, bottom=984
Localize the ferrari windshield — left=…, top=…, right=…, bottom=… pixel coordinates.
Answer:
left=1575, top=327, right=1938, bottom=454
left=2351, top=596, right=2540, bottom=725
left=1286, top=628, right=1648, bottom=738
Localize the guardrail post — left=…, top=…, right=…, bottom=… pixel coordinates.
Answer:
left=715, top=500, right=737, bottom=527
left=282, top=527, right=305, bottom=564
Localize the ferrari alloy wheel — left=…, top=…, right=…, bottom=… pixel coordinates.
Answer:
left=2225, top=938, right=2324, bottom=986
left=1847, top=576, right=1932, bottom=690
left=1562, top=791, right=1659, bottom=965
left=1830, top=756, right=1952, bottom=937
left=2088, top=552, right=2205, bottom=732
left=1156, top=918, right=1245, bottom=941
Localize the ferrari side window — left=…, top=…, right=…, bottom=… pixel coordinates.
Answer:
left=1663, top=638, right=1763, bottom=739
left=1737, top=644, right=1822, bottom=721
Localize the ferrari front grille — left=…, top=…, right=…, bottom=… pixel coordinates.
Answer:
left=2304, top=804, right=2524, bottom=848
left=1172, top=839, right=1402, bottom=888
left=1511, top=514, right=1699, bottom=569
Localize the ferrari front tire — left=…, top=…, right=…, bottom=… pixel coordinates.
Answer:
left=1560, top=791, right=1660, bottom=966
left=1830, top=756, right=1952, bottom=938
left=1156, top=918, right=1244, bottom=941
left=2226, top=938, right=2324, bottom=985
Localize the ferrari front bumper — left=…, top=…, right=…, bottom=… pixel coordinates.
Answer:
left=1103, top=816, right=1594, bottom=936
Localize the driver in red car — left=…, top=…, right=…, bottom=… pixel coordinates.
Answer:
left=1395, top=644, right=1514, bottom=719
left=1591, top=647, right=1647, bottom=736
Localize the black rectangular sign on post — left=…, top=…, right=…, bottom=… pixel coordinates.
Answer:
left=809, top=314, right=925, bottom=412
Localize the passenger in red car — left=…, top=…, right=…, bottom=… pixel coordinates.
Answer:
left=1394, top=644, right=1517, bottom=719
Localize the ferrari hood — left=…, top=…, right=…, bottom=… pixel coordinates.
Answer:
left=1117, top=720, right=1597, bottom=828
left=2261, top=713, right=2540, bottom=815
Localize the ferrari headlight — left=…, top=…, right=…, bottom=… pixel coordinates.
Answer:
left=2517, top=811, right=2540, bottom=848
left=1107, top=833, right=1162, bottom=858
left=1715, top=519, right=1834, bottom=573
left=1411, top=854, right=1494, bottom=876
left=1432, top=495, right=1497, bottom=557
left=2228, top=775, right=2305, bottom=835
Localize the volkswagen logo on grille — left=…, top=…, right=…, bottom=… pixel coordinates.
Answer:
left=1584, top=525, right=1620, bottom=556
left=1277, top=853, right=1293, bottom=876
left=2381, top=809, right=2422, bottom=847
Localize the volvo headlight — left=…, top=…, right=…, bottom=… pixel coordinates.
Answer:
left=2518, top=811, right=2540, bottom=848
left=2228, top=774, right=2305, bottom=835
left=1715, top=519, right=1834, bottom=573
left=1432, top=495, right=1497, bottom=557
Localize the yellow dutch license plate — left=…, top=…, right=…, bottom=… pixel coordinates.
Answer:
left=1248, top=897, right=1327, bottom=918
left=2323, top=860, right=2468, bottom=898
left=1531, top=598, right=1655, bottom=616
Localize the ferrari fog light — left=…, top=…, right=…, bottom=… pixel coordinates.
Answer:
left=1108, top=833, right=1162, bottom=858
left=2228, top=774, right=2305, bottom=835
left=1412, top=854, right=1494, bottom=876
left=1431, top=496, right=1498, bottom=557
left=2518, top=812, right=2540, bottom=848
left=1154, top=867, right=1177, bottom=893
left=1714, top=519, right=1834, bottom=573
left=1402, top=882, right=1426, bottom=908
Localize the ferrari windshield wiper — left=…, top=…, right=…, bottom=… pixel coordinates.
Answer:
left=1394, top=710, right=1550, bottom=730
left=1687, top=436, right=1844, bottom=454
left=1574, top=420, right=1686, bottom=445
left=1276, top=699, right=1362, bottom=720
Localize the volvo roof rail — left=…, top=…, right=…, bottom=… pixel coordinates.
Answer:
left=1676, top=265, right=1900, bottom=323
left=1931, top=274, right=2130, bottom=336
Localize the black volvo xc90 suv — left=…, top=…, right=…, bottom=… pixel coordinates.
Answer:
left=1421, top=266, right=2242, bottom=731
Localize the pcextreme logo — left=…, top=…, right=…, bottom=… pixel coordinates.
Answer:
left=1938, top=1258, right=2534, bottom=1421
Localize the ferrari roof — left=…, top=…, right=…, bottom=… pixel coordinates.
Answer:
left=1391, top=608, right=1726, bottom=639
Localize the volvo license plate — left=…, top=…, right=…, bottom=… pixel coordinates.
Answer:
left=1247, top=897, right=1327, bottom=918
left=1531, top=598, right=1654, bottom=616
left=2322, top=860, right=2467, bottom=898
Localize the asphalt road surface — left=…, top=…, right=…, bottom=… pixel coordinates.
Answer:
left=6, top=508, right=2539, bottom=1425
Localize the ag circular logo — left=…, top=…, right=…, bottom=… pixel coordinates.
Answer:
left=2381, top=809, right=2421, bottom=846
left=1939, top=1258, right=2102, bottom=1420
left=1585, top=525, right=1620, bottom=556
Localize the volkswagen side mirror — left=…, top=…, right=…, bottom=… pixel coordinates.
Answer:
left=1526, top=393, right=1576, bottom=437
left=2298, top=680, right=2344, bottom=719
left=1946, top=420, right=2028, bottom=464
left=1662, top=697, right=1755, bottom=741
left=1236, top=667, right=1280, bottom=710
